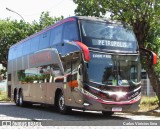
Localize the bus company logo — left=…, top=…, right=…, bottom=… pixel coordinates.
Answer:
left=1, top=121, right=42, bottom=126
left=128, top=91, right=139, bottom=100
left=2, top=121, right=11, bottom=126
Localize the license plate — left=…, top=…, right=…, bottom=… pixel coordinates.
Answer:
left=112, top=107, right=122, bottom=112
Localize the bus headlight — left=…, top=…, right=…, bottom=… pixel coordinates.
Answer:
left=108, top=91, right=127, bottom=98
left=116, top=91, right=127, bottom=98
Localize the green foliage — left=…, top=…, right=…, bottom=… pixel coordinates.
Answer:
left=0, top=12, right=63, bottom=68
left=140, top=96, right=159, bottom=105
left=74, top=0, right=160, bottom=104
left=74, top=0, right=160, bottom=45
left=74, top=0, right=160, bottom=72
left=139, top=96, right=159, bottom=111
left=0, top=91, right=10, bottom=101
left=74, top=0, right=107, bottom=17
left=0, top=19, right=35, bottom=67
left=32, top=12, right=64, bottom=32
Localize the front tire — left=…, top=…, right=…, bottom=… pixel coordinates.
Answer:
left=58, top=92, right=71, bottom=114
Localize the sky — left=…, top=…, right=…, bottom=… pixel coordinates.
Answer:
left=0, top=0, right=76, bottom=23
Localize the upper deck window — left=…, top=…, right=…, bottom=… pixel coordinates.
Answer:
left=63, top=21, right=79, bottom=42
left=80, top=20, right=138, bottom=52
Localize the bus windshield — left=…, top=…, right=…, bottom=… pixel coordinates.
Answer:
left=81, top=20, right=138, bottom=52
left=86, top=52, right=141, bottom=86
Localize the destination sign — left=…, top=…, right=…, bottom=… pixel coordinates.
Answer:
left=92, top=39, right=133, bottom=48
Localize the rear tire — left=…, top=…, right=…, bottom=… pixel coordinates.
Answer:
left=15, top=91, right=19, bottom=106
left=102, top=111, right=114, bottom=116
left=19, top=91, right=25, bottom=107
left=58, top=92, right=71, bottom=114
left=19, top=91, right=32, bottom=107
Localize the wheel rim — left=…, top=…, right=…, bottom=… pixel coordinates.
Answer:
left=16, top=93, right=19, bottom=104
left=59, top=95, right=65, bottom=111
left=19, top=93, right=23, bottom=106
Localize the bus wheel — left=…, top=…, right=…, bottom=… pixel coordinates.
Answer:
left=19, top=91, right=32, bottom=107
left=102, top=111, right=114, bottom=116
left=15, top=92, right=19, bottom=106
left=58, top=92, right=71, bottom=114
left=19, top=91, right=25, bottom=107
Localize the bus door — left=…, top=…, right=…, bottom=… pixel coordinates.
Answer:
left=62, top=50, right=84, bottom=106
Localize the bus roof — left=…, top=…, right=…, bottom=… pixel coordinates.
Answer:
left=74, top=16, right=122, bottom=25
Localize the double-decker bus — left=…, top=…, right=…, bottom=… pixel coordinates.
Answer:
left=7, top=16, right=157, bottom=115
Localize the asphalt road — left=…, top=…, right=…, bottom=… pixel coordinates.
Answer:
left=0, top=102, right=160, bottom=126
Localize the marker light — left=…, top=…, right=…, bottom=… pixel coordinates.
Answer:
left=151, top=51, right=157, bottom=65
left=68, top=80, right=78, bottom=88
left=108, top=91, right=127, bottom=98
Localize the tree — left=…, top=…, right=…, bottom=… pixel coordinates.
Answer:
left=73, top=0, right=160, bottom=105
left=0, top=12, right=63, bottom=70
left=32, top=12, right=64, bottom=32
left=0, top=19, right=32, bottom=68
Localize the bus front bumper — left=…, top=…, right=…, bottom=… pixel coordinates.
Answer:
left=83, top=94, right=141, bottom=112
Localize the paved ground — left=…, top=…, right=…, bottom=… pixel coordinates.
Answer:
left=0, top=102, right=159, bottom=128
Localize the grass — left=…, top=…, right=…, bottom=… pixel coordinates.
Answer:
left=139, top=96, right=159, bottom=112
left=0, top=91, right=10, bottom=101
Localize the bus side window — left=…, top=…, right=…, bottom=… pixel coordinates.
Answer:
left=63, top=21, right=79, bottom=41
left=17, top=67, right=51, bottom=84
left=23, top=40, right=31, bottom=56
left=12, top=47, right=17, bottom=60
left=17, top=70, right=25, bottom=82
left=39, top=30, right=50, bottom=50
left=8, top=74, right=11, bottom=81
left=50, top=25, right=63, bottom=46
left=17, top=44, right=23, bottom=58
left=30, top=36, right=39, bottom=53
left=8, top=48, right=13, bottom=60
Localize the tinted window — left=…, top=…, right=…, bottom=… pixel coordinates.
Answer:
left=30, top=36, right=39, bottom=53
left=23, top=40, right=31, bottom=55
left=80, top=20, right=138, bottom=52
left=86, top=52, right=141, bottom=86
left=17, top=65, right=62, bottom=83
left=16, top=44, right=23, bottom=58
left=63, top=21, right=79, bottom=41
left=8, top=48, right=13, bottom=60
left=8, top=74, right=11, bottom=81
left=12, top=47, right=17, bottom=59
left=39, top=30, right=50, bottom=50
left=50, top=25, right=63, bottom=45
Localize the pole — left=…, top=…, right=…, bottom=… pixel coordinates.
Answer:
left=6, top=8, right=25, bottom=21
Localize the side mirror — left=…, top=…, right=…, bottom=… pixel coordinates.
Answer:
left=140, top=47, right=157, bottom=65
left=151, top=51, right=157, bottom=65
